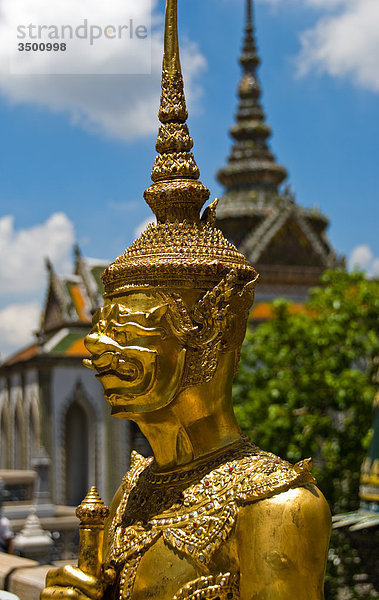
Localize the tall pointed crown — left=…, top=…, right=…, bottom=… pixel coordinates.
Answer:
left=103, top=0, right=257, bottom=297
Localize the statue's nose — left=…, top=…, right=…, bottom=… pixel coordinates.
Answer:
left=84, top=332, right=100, bottom=355
left=84, top=332, right=119, bottom=356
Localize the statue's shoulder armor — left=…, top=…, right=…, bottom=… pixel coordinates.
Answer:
left=229, top=443, right=316, bottom=504
left=154, top=441, right=315, bottom=567
left=121, top=450, right=153, bottom=495
left=121, top=440, right=315, bottom=507
left=106, top=439, right=315, bottom=572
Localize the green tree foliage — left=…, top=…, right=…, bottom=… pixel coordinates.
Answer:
left=234, top=270, right=379, bottom=512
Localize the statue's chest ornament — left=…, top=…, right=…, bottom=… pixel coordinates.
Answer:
left=172, top=573, right=240, bottom=600
left=105, top=439, right=314, bottom=600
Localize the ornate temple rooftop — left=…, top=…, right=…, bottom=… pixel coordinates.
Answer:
left=216, top=0, right=342, bottom=302
left=1, top=247, right=107, bottom=367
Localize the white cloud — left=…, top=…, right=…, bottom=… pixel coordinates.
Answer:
left=257, top=0, right=379, bottom=92
left=296, top=0, right=379, bottom=92
left=0, top=213, right=75, bottom=294
left=0, top=212, right=75, bottom=357
left=0, top=0, right=206, bottom=141
left=348, top=244, right=379, bottom=277
left=134, top=216, right=156, bottom=239
left=257, top=0, right=347, bottom=7
left=108, top=200, right=139, bottom=212
left=302, top=0, right=348, bottom=8
left=0, top=301, right=40, bottom=359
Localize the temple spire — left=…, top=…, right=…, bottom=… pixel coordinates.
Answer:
left=143, top=0, right=210, bottom=224
left=214, top=0, right=340, bottom=297
left=241, top=0, right=259, bottom=72
left=247, top=0, right=252, bottom=23
left=216, top=0, right=286, bottom=201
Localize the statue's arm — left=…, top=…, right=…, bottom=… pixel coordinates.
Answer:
left=41, top=485, right=123, bottom=600
left=237, top=484, right=331, bottom=600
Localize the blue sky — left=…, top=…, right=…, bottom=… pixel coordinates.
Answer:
left=0, top=0, right=378, bottom=358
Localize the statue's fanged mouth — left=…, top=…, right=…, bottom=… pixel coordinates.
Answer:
left=88, top=351, right=142, bottom=383
left=84, top=343, right=158, bottom=400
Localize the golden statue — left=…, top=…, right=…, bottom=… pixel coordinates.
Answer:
left=41, top=1, right=331, bottom=598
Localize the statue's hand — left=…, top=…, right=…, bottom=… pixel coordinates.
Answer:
left=41, top=564, right=114, bottom=600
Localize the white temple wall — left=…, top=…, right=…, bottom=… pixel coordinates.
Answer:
left=9, top=374, right=24, bottom=469
left=23, top=369, right=40, bottom=466
left=51, top=366, right=105, bottom=505
left=0, top=362, right=133, bottom=506
left=0, top=379, right=10, bottom=468
left=0, top=368, right=40, bottom=470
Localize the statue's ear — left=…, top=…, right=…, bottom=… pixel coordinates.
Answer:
left=222, top=276, right=258, bottom=350
left=146, top=303, right=168, bottom=323
left=186, top=271, right=237, bottom=349
left=237, top=276, right=258, bottom=312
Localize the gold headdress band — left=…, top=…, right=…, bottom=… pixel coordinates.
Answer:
left=102, top=0, right=257, bottom=297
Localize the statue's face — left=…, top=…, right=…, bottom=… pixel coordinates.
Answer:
left=84, top=292, right=186, bottom=416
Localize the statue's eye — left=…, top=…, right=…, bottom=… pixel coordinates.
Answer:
left=112, top=329, right=127, bottom=345
left=92, top=309, right=102, bottom=327
left=92, top=318, right=105, bottom=334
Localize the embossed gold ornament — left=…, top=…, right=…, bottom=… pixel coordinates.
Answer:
left=76, top=487, right=110, bottom=579
left=41, top=1, right=331, bottom=599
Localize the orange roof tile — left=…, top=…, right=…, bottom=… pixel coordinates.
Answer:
left=70, top=284, right=91, bottom=323
left=3, top=343, right=40, bottom=366
left=251, top=302, right=309, bottom=321
left=65, top=338, right=90, bottom=356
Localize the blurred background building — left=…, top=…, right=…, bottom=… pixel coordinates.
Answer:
left=216, top=0, right=343, bottom=303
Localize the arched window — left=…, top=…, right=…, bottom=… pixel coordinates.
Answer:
left=64, top=401, right=89, bottom=506
left=14, top=407, right=23, bottom=468
left=28, top=401, right=40, bottom=465
left=0, top=410, right=8, bottom=468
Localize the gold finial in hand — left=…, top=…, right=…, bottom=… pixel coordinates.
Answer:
left=76, top=486, right=109, bottom=579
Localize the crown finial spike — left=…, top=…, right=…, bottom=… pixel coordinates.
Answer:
left=101, top=0, right=258, bottom=297
left=157, top=0, right=187, bottom=126
left=143, top=0, right=210, bottom=224
left=163, top=0, right=181, bottom=76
